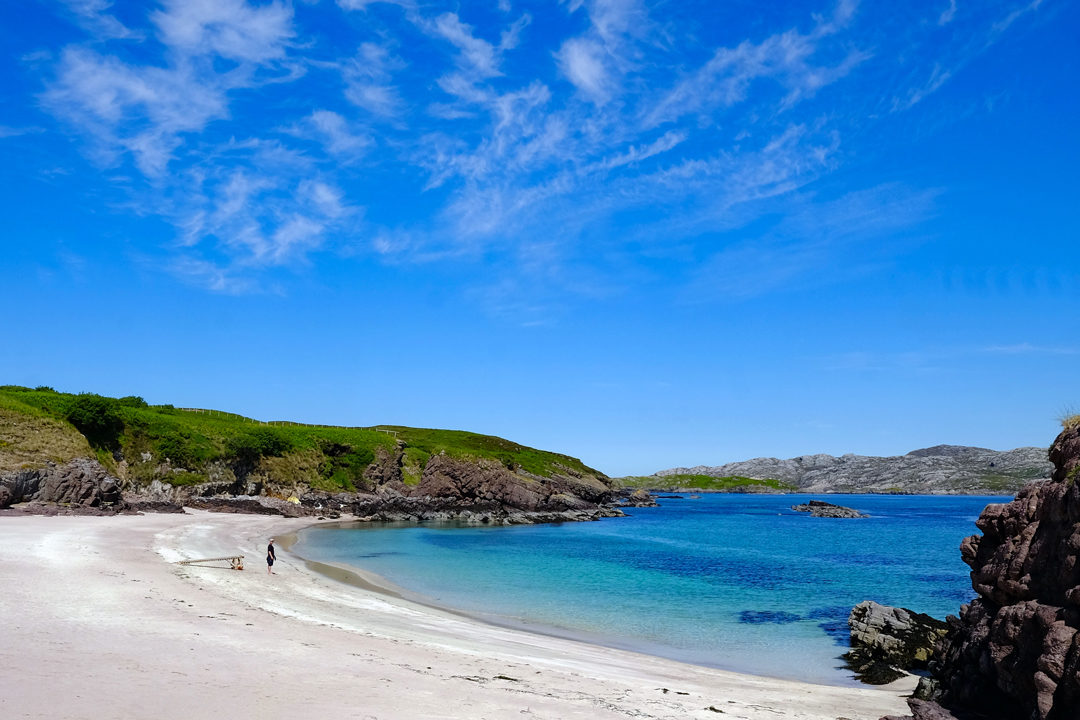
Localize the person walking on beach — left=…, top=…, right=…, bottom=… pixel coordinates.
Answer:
left=266, top=538, right=276, bottom=574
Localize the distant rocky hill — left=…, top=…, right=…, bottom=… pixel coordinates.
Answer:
left=654, top=445, right=1051, bottom=494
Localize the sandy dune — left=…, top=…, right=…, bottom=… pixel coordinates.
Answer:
left=0, top=511, right=912, bottom=719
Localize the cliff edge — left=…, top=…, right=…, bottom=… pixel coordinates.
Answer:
left=900, top=421, right=1080, bottom=720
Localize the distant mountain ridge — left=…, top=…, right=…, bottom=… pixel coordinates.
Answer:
left=654, top=445, right=1051, bottom=494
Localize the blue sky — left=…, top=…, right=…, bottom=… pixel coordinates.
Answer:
left=1, top=0, right=1077, bottom=476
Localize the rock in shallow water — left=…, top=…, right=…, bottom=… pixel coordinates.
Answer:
left=791, top=499, right=868, bottom=518
left=844, top=600, right=947, bottom=685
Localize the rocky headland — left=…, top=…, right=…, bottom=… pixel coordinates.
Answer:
left=882, top=421, right=1080, bottom=720
left=656, top=444, right=1051, bottom=494
left=1, top=452, right=624, bottom=524
left=0, top=386, right=621, bottom=522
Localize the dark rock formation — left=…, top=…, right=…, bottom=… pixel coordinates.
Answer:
left=844, top=600, right=947, bottom=684
left=412, top=454, right=615, bottom=513
left=2, top=439, right=621, bottom=524
left=187, top=497, right=291, bottom=516
left=124, top=500, right=185, bottom=514
left=881, top=699, right=963, bottom=720
left=298, top=489, right=625, bottom=525
left=0, top=458, right=124, bottom=510
left=791, top=499, right=868, bottom=518
left=623, top=488, right=658, bottom=507
left=889, top=424, right=1080, bottom=720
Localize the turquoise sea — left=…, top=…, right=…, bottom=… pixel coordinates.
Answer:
left=296, top=494, right=1009, bottom=685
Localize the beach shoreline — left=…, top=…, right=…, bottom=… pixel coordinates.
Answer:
left=0, top=509, right=914, bottom=719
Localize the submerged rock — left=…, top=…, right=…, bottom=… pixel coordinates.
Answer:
left=844, top=600, right=947, bottom=684
left=791, top=499, right=868, bottom=518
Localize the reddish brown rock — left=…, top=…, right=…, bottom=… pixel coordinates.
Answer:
left=411, top=454, right=614, bottom=512
left=903, top=425, right=1080, bottom=720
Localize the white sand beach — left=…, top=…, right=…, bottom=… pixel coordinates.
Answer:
left=0, top=511, right=914, bottom=719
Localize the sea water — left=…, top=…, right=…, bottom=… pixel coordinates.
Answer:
left=296, top=494, right=1009, bottom=685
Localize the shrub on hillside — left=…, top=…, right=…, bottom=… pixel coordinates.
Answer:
left=118, top=395, right=148, bottom=408
left=64, top=394, right=124, bottom=449
left=156, top=434, right=201, bottom=468
left=226, top=428, right=294, bottom=465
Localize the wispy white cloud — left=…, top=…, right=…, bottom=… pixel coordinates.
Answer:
left=991, top=0, right=1043, bottom=37
left=589, top=130, right=686, bottom=172
left=151, top=0, right=294, bottom=63
left=939, top=0, right=958, bottom=25
left=38, top=0, right=335, bottom=291
left=28, top=0, right=1043, bottom=303
left=429, top=12, right=502, bottom=79
left=290, top=110, right=371, bottom=159
left=170, top=256, right=256, bottom=294
left=891, top=0, right=1046, bottom=113
left=337, top=0, right=412, bottom=10
left=42, top=47, right=230, bottom=175
left=822, top=340, right=1079, bottom=374
left=343, top=43, right=405, bottom=118
left=982, top=343, right=1079, bottom=356
left=172, top=162, right=357, bottom=285
left=647, top=4, right=869, bottom=127
left=60, top=0, right=143, bottom=41
left=556, top=37, right=611, bottom=103
left=892, top=63, right=952, bottom=111
left=822, top=350, right=944, bottom=373
left=0, top=125, right=44, bottom=138
left=685, top=183, right=938, bottom=301
left=555, top=0, right=648, bottom=105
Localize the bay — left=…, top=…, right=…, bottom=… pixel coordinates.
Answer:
left=296, top=493, right=1009, bottom=685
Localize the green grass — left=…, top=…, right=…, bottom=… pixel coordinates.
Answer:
left=616, top=473, right=796, bottom=492
left=400, top=447, right=430, bottom=486
left=382, top=426, right=600, bottom=478
left=0, top=386, right=605, bottom=489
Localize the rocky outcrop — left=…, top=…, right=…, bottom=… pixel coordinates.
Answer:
left=119, top=451, right=621, bottom=523
left=844, top=600, right=947, bottom=684
left=1, top=435, right=620, bottom=523
left=658, top=445, right=1051, bottom=494
left=0, top=458, right=124, bottom=510
left=891, top=425, right=1080, bottom=720
left=792, top=499, right=868, bottom=518
left=881, top=699, right=962, bottom=720
left=623, top=489, right=658, bottom=507
left=412, top=454, right=615, bottom=513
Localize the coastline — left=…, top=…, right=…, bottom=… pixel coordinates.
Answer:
left=0, top=510, right=914, bottom=719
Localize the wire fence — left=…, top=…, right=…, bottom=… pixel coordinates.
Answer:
left=174, top=408, right=400, bottom=439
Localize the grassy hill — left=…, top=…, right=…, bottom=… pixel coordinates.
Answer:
left=0, top=385, right=603, bottom=493
left=616, top=473, right=796, bottom=492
